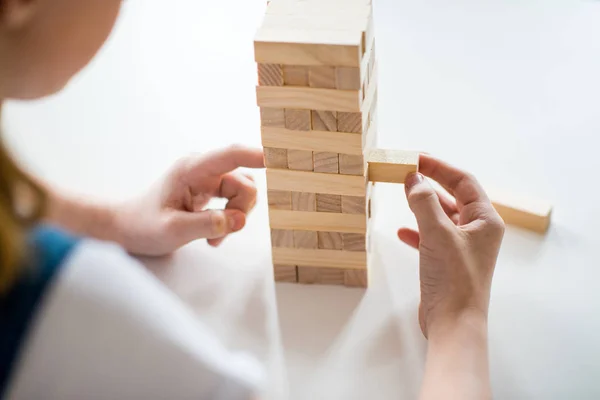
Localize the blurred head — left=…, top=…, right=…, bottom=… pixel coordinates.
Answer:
left=0, top=0, right=123, bottom=99
left=0, top=0, right=122, bottom=294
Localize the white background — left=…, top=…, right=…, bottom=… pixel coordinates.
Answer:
left=4, top=0, right=600, bottom=398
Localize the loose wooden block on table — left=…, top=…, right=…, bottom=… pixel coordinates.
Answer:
left=287, top=149, right=313, bottom=171
left=283, top=65, right=309, bottom=86
left=491, top=198, right=552, bottom=234
left=268, top=190, right=291, bottom=210
left=261, top=127, right=362, bottom=155
left=269, top=209, right=367, bottom=233
left=313, top=152, right=339, bottom=173
left=258, top=64, right=283, bottom=86
left=256, top=86, right=361, bottom=113
left=311, top=110, right=337, bottom=131
left=260, top=107, right=285, bottom=127
left=272, top=247, right=366, bottom=269
left=274, top=265, right=297, bottom=283
left=298, top=267, right=345, bottom=285
left=264, top=148, right=288, bottom=169
left=316, top=194, right=342, bottom=213
left=266, top=168, right=366, bottom=196
left=367, top=149, right=419, bottom=184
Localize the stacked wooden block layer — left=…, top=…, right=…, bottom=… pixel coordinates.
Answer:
left=255, top=0, right=378, bottom=287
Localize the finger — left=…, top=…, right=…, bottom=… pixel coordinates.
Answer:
left=397, top=228, right=420, bottom=249
left=169, top=209, right=246, bottom=243
left=405, top=172, right=453, bottom=232
left=185, top=145, right=265, bottom=178
left=218, top=172, right=258, bottom=213
left=434, top=187, right=460, bottom=224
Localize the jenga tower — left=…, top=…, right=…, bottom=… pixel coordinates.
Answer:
left=255, top=0, right=390, bottom=288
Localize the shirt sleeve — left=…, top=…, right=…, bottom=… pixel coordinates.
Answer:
left=6, top=239, right=265, bottom=400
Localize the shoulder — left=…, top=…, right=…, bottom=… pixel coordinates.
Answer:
left=6, top=233, right=264, bottom=400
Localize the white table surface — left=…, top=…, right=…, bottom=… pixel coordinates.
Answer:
left=4, top=0, right=600, bottom=399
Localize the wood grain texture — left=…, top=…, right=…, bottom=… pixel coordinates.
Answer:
left=261, top=126, right=362, bottom=155
left=269, top=209, right=367, bottom=233
left=343, top=233, right=366, bottom=252
left=258, top=63, right=283, bottom=86
left=294, top=230, right=318, bottom=249
left=272, top=247, right=367, bottom=269
left=337, top=112, right=362, bottom=133
left=342, top=195, right=366, bottom=214
left=492, top=199, right=552, bottom=234
left=254, top=30, right=362, bottom=67
left=287, top=149, right=313, bottom=171
left=284, top=108, right=311, bottom=131
left=309, top=66, right=336, bottom=89
left=344, top=269, right=368, bottom=288
left=318, top=231, right=343, bottom=250
left=291, top=192, right=316, bottom=212
left=271, top=229, right=294, bottom=248
left=256, top=86, right=361, bottom=113
left=266, top=168, right=366, bottom=196
left=313, top=152, right=339, bottom=174
left=264, top=148, right=288, bottom=169
left=311, top=110, right=337, bottom=131
left=339, top=153, right=365, bottom=176
left=283, top=65, right=309, bottom=86
left=274, top=265, right=297, bottom=282
left=367, top=149, right=419, bottom=184
left=298, top=267, right=345, bottom=285
left=336, top=67, right=361, bottom=90
left=267, top=190, right=291, bottom=210
left=316, top=194, right=342, bottom=213
left=260, top=107, right=285, bottom=127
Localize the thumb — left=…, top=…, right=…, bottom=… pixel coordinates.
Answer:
left=405, top=173, right=449, bottom=232
left=171, top=209, right=246, bottom=242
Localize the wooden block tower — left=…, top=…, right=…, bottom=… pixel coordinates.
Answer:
left=254, top=0, right=397, bottom=288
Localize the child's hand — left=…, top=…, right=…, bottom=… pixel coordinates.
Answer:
left=397, top=154, right=505, bottom=338
left=113, top=145, right=265, bottom=256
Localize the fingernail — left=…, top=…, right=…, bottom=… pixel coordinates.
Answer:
left=228, top=213, right=244, bottom=232
left=405, top=172, right=424, bottom=189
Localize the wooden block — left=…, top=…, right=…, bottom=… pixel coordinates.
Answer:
left=366, top=149, right=419, bottom=184
left=316, top=194, right=342, bottom=213
left=258, top=64, right=283, bottom=86
left=264, top=148, right=288, bottom=169
left=298, top=267, right=345, bottom=285
left=491, top=198, right=552, bottom=234
left=318, top=231, right=343, bottom=250
left=287, top=149, right=313, bottom=171
left=269, top=210, right=367, bottom=233
left=344, top=269, right=367, bottom=288
left=274, top=265, right=297, bottom=283
left=309, top=66, right=336, bottom=89
left=343, top=233, right=366, bottom=252
left=336, top=67, right=361, bottom=90
left=271, top=229, right=294, bottom=248
left=283, top=65, right=309, bottom=86
left=311, top=110, right=337, bottom=131
left=284, top=109, right=311, bottom=131
left=273, top=247, right=367, bottom=269
left=337, top=112, right=362, bottom=133
left=339, top=154, right=365, bottom=176
left=260, top=107, right=285, bottom=127
left=266, top=168, right=366, bottom=196
left=291, top=192, right=316, bottom=211
left=294, top=230, right=318, bottom=249
left=268, top=190, right=291, bottom=210
left=261, top=126, right=362, bottom=155
left=256, top=86, right=361, bottom=113
left=254, top=29, right=362, bottom=67
left=341, top=195, right=366, bottom=214
left=313, top=152, right=339, bottom=174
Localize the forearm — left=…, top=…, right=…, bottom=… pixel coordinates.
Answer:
left=420, top=311, right=492, bottom=400
left=44, top=187, right=119, bottom=243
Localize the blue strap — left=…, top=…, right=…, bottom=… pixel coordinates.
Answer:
left=0, top=225, right=79, bottom=396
